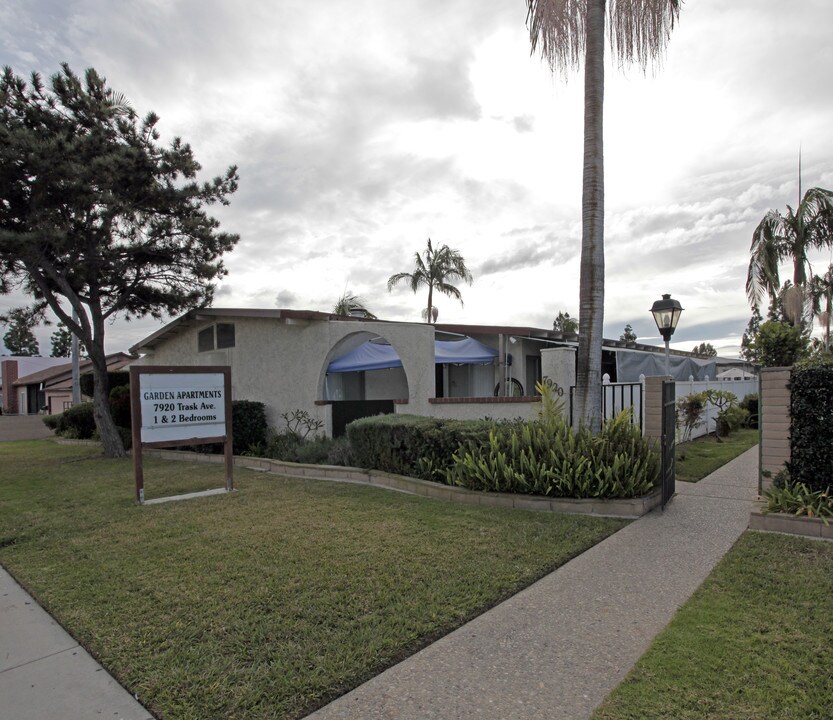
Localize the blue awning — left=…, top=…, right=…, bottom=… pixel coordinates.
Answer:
left=327, top=337, right=498, bottom=373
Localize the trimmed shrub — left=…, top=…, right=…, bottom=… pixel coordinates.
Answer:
left=58, top=402, right=96, bottom=439
left=231, top=400, right=268, bottom=455
left=788, top=356, right=833, bottom=492
left=739, top=393, right=759, bottom=429
left=325, top=436, right=353, bottom=466
left=42, top=414, right=61, bottom=431
left=346, top=414, right=501, bottom=480
left=109, top=384, right=132, bottom=428
left=716, top=405, right=749, bottom=437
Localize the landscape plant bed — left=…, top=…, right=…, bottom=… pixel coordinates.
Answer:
left=0, top=440, right=627, bottom=720
left=146, top=448, right=662, bottom=519
left=675, top=428, right=758, bottom=483
left=592, top=531, right=833, bottom=720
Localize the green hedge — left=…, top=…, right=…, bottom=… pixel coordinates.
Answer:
left=346, top=414, right=503, bottom=480
left=56, top=402, right=96, bottom=439
left=789, top=356, right=833, bottom=492
left=231, top=400, right=268, bottom=455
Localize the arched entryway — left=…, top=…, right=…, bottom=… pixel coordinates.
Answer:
left=320, top=331, right=412, bottom=436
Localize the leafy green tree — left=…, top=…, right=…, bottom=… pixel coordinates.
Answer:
left=526, top=0, right=681, bottom=431
left=752, top=320, right=807, bottom=367
left=620, top=323, right=637, bottom=343
left=746, top=185, right=833, bottom=326
left=0, top=65, right=239, bottom=456
left=553, top=311, right=579, bottom=334
left=1, top=306, right=40, bottom=355
left=387, top=238, right=472, bottom=324
left=692, top=342, right=717, bottom=358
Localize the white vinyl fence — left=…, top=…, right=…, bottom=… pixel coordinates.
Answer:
left=674, top=376, right=757, bottom=443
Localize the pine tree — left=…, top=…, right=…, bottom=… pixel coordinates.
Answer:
left=1, top=306, right=40, bottom=356
left=1, top=65, right=239, bottom=456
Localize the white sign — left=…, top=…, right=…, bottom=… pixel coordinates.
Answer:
left=139, top=372, right=226, bottom=443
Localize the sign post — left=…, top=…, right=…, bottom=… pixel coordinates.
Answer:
left=130, top=366, right=233, bottom=503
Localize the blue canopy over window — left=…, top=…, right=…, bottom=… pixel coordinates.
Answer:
left=327, top=337, right=497, bottom=373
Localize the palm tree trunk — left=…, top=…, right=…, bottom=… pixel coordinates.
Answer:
left=427, top=283, right=434, bottom=324
left=575, top=0, right=605, bottom=432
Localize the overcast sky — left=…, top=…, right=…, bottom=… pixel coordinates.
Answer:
left=2, top=0, right=832, bottom=358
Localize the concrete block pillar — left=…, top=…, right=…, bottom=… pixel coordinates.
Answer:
left=643, top=375, right=671, bottom=442
left=759, top=367, right=791, bottom=493
left=541, top=347, right=575, bottom=418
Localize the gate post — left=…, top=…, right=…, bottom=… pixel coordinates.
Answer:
left=660, top=380, right=676, bottom=509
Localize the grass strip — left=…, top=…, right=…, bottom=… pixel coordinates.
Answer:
left=675, top=428, right=758, bottom=483
left=593, top=531, right=833, bottom=720
left=0, top=440, right=626, bottom=720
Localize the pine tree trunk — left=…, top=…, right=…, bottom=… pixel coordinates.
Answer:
left=575, top=0, right=606, bottom=433
left=88, top=344, right=127, bottom=458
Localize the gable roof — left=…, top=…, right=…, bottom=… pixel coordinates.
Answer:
left=14, top=353, right=133, bottom=388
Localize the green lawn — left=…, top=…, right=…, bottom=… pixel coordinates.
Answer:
left=675, top=428, right=758, bottom=483
left=0, top=440, right=626, bottom=720
left=593, top=531, right=833, bottom=720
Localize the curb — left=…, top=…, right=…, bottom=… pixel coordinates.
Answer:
left=749, top=509, right=833, bottom=541
left=52, top=438, right=660, bottom=519
left=146, top=448, right=661, bottom=519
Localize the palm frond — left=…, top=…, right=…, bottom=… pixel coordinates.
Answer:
left=609, top=0, right=682, bottom=71
left=526, top=0, right=585, bottom=76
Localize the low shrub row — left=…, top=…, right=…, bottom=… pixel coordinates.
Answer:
left=346, top=414, right=505, bottom=480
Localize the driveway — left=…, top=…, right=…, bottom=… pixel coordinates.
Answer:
left=0, top=415, right=54, bottom=442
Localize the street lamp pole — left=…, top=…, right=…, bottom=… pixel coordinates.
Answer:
left=650, top=294, right=684, bottom=377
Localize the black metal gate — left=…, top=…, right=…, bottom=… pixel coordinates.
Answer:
left=660, top=380, right=676, bottom=509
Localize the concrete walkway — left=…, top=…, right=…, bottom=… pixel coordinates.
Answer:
left=0, top=570, right=152, bottom=720
left=306, top=447, right=759, bottom=720
left=0, top=447, right=758, bottom=720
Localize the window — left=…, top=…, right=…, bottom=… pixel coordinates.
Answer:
left=216, top=323, right=235, bottom=349
left=198, top=327, right=215, bottom=352
left=198, top=323, right=236, bottom=352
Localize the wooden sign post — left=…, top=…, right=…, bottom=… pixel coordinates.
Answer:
left=130, top=366, right=233, bottom=504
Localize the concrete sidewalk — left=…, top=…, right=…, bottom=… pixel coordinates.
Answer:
left=0, top=447, right=758, bottom=720
left=0, top=570, right=152, bottom=720
left=306, top=447, right=759, bottom=720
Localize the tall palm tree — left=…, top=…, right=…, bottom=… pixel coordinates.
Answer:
left=527, top=0, right=681, bottom=431
left=746, top=185, right=833, bottom=326
left=387, top=238, right=473, bottom=323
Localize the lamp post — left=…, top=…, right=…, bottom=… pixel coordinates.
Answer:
left=650, top=293, right=684, bottom=376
